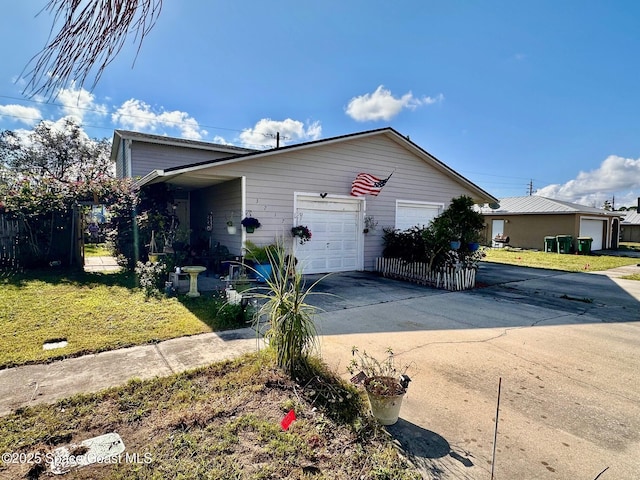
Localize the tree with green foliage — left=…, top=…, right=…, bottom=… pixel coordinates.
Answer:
left=0, top=119, right=130, bottom=267
left=0, top=118, right=113, bottom=184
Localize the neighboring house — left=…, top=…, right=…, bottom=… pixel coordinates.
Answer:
left=621, top=210, right=640, bottom=242
left=112, top=127, right=497, bottom=274
left=480, top=196, right=620, bottom=252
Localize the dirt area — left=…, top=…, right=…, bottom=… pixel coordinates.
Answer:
left=0, top=352, right=419, bottom=479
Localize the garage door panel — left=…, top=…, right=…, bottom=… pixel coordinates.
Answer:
left=580, top=219, right=604, bottom=251
left=396, top=202, right=442, bottom=230
left=343, top=240, right=357, bottom=250
left=295, top=196, right=362, bottom=274
left=327, top=243, right=343, bottom=252
left=328, top=223, right=345, bottom=234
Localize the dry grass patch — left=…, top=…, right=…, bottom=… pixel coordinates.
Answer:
left=0, top=351, right=419, bottom=479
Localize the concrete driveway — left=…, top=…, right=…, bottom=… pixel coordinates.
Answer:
left=307, top=262, right=640, bottom=479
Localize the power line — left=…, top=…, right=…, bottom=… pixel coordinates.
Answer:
left=0, top=93, right=246, bottom=136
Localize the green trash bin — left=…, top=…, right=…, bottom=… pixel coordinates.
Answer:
left=556, top=235, right=573, bottom=254
left=577, top=237, right=593, bottom=255
left=544, top=236, right=557, bottom=253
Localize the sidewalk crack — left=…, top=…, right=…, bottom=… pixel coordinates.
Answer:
left=154, top=344, right=175, bottom=375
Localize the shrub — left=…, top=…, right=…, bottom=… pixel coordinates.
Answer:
left=252, top=244, right=324, bottom=377
left=382, top=195, right=486, bottom=270
left=135, top=260, right=168, bottom=299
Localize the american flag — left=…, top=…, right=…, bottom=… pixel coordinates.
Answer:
left=350, top=172, right=391, bottom=196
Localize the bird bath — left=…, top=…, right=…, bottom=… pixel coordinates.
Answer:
left=181, top=266, right=206, bottom=297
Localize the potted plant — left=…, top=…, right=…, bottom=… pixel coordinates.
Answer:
left=363, top=215, right=378, bottom=234
left=244, top=240, right=276, bottom=282
left=348, top=347, right=411, bottom=425
left=226, top=212, right=237, bottom=234
left=467, top=233, right=481, bottom=252
left=291, top=225, right=312, bottom=244
left=241, top=216, right=261, bottom=233
left=148, top=230, right=159, bottom=263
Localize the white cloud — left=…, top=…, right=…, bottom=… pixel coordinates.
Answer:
left=111, top=99, right=207, bottom=140
left=345, top=85, right=443, bottom=122
left=57, top=84, right=107, bottom=123
left=212, top=135, right=233, bottom=146
left=536, top=155, right=640, bottom=207
left=0, top=104, right=42, bottom=126
left=238, top=118, right=322, bottom=148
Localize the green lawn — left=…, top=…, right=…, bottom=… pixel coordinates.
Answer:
left=0, top=269, right=248, bottom=369
left=483, top=247, right=639, bottom=272
left=621, top=273, right=640, bottom=281
left=83, top=243, right=112, bottom=257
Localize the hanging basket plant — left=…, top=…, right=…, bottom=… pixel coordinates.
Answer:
left=291, top=225, right=312, bottom=244
left=241, top=216, right=261, bottom=233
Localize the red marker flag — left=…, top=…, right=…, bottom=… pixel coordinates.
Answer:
left=280, top=409, right=296, bottom=430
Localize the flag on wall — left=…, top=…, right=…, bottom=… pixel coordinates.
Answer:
left=350, top=172, right=392, bottom=197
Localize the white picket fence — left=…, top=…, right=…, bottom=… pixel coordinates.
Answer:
left=375, top=257, right=477, bottom=291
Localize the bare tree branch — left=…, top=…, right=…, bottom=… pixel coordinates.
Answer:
left=22, top=0, right=162, bottom=98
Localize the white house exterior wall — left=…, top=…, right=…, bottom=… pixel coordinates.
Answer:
left=185, top=135, right=486, bottom=271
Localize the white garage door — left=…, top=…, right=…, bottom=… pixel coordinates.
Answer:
left=579, top=219, right=605, bottom=250
left=396, top=201, right=442, bottom=230
left=295, top=196, right=363, bottom=274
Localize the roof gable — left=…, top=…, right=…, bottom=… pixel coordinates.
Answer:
left=110, top=129, right=255, bottom=160
left=135, top=127, right=497, bottom=204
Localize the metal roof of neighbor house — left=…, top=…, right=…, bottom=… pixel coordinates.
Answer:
left=479, top=196, right=617, bottom=216
left=621, top=211, right=640, bottom=225
left=134, top=127, right=498, bottom=204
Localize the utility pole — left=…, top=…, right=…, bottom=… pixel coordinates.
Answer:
left=265, top=132, right=288, bottom=148
left=527, top=179, right=534, bottom=196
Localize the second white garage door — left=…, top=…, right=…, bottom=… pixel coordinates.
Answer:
left=295, top=196, right=363, bottom=274
left=579, top=218, right=605, bottom=251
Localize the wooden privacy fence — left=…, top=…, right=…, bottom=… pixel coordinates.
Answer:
left=0, top=214, right=20, bottom=268
left=375, top=257, right=477, bottom=291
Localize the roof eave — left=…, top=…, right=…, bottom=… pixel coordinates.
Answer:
left=157, top=127, right=498, bottom=204
left=134, top=170, right=164, bottom=189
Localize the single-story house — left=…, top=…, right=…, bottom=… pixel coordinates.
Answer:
left=479, top=196, right=620, bottom=252
left=112, top=127, right=497, bottom=274
left=620, top=210, right=640, bottom=243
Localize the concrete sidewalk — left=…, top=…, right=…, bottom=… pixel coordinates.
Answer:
left=83, top=255, right=121, bottom=272
left=0, top=329, right=260, bottom=416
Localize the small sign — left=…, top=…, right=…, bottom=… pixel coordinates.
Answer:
left=280, top=410, right=296, bottom=431
left=350, top=371, right=367, bottom=385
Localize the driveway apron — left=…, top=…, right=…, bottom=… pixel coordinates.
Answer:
left=311, top=264, right=640, bottom=479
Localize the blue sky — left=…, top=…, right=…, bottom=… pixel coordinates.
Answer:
left=1, top=1, right=640, bottom=207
